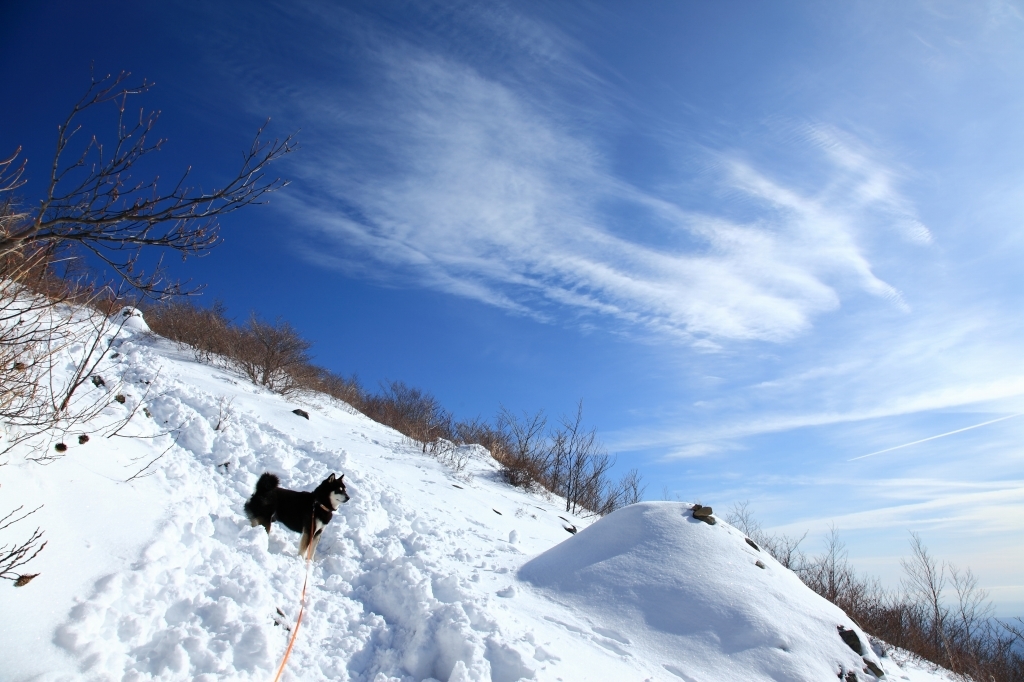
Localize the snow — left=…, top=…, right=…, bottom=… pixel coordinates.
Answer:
left=0, top=305, right=955, bottom=681
left=520, top=502, right=883, bottom=681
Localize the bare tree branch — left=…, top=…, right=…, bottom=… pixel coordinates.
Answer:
left=0, top=70, right=295, bottom=297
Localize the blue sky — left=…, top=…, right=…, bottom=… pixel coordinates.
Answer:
left=3, top=1, right=1022, bottom=614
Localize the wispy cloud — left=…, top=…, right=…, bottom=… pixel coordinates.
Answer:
left=606, top=375, right=1024, bottom=454
left=274, top=13, right=928, bottom=346
left=849, top=413, right=1024, bottom=461
left=770, top=481, right=1024, bottom=536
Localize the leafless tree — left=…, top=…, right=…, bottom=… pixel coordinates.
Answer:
left=0, top=70, right=293, bottom=583
left=724, top=503, right=807, bottom=571
left=600, top=467, right=646, bottom=511
left=553, top=401, right=607, bottom=514
left=902, top=532, right=949, bottom=661
left=948, top=564, right=993, bottom=676
left=1, top=71, right=294, bottom=297
left=806, top=525, right=855, bottom=604
left=2, top=69, right=292, bottom=447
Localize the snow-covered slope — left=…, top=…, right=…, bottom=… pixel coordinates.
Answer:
left=0, top=309, right=954, bottom=681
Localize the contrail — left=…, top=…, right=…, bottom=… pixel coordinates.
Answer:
left=849, top=413, right=1024, bottom=462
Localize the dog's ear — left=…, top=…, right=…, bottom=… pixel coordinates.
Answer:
left=327, top=473, right=336, bottom=482
left=340, top=474, right=345, bottom=481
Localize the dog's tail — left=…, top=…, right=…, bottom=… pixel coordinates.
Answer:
left=245, top=473, right=280, bottom=530
left=254, top=472, right=280, bottom=494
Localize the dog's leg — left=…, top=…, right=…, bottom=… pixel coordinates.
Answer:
left=298, top=528, right=310, bottom=557
left=309, top=529, right=323, bottom=556
left=262, top=520, right=272, bottom=534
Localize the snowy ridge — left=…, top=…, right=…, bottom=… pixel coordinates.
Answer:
left=0, top=309, right=953, bottom=681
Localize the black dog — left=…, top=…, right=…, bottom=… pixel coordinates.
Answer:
left=244, top=472, right=350, bottom=556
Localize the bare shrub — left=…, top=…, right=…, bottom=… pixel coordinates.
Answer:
left=494, top=406, right=549, bottom=488
left=145, top=299, right=232, bottom=363
left=230, top=314, right=312, bottom=394
left=491, top=401, right=643, bottom=516
left=361, top=381, right=453, bottom=448
left=453, top=417, right=501, bottom=451
left=426, top=438, right=469, bottom=473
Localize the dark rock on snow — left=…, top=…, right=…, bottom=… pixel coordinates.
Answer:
left=838, top=625, right=865, bottom=655
left=863, top=658, right=885, bottom=677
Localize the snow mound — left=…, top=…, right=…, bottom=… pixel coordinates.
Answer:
left=520, top=502, right=886, bottom=682
left=115, top=305, right=150, bottom=331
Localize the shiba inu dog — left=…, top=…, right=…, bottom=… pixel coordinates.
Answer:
left=244, top=472, right=350, bottom=556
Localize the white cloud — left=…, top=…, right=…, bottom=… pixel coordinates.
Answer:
left=661, top=441, right=743, bottom=461
left=806, top=126, right=933, bottom=246
left=281, top=40, right=927, bottom=346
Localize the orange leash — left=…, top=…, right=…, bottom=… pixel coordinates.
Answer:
left=271, top=512, right=318, bottom=682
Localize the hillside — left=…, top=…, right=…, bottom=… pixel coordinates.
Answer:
left=0, top=307, right=954, bottom=681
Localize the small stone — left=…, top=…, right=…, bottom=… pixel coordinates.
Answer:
left=838, top=625, right=864, bottom=655
left=143, top=407, right=152, bottom=418
left=745, top=538, right=761, bottom=551
left=755, top=560, right=766, bottom=569
left=292, top=408, right=310, bottom=419
left=91, top=375, right=106, bottom=387
left=78, top=434, right=90, bottom=444
left=114, top=394, right=126, bottom=404
left=692, top=505, right=713, bottom=518
left=863, top=659, right=884, bottom=677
